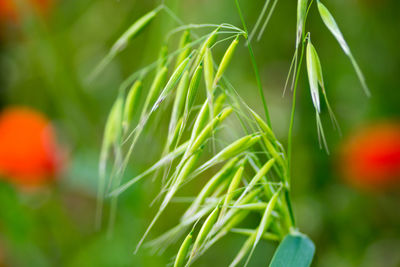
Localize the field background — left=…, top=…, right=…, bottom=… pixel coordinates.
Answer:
left=0, top=0, right=399, bottom=266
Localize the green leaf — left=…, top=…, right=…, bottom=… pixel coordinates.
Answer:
left=270, top=232, right=315, bottom=267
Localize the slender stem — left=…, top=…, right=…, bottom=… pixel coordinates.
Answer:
left=287, top=0, right=314, bottom=180
left=287, top=40, right=305, bottom=181
left=284, top=41, right=307, bottom=231
left=284, top=187, right=296, bottom=228
left=234, top=0, right=272, bottom=127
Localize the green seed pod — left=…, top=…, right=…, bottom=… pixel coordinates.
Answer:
left=142, top=66, right=169, bottom=115
left=170, top=70, right=190, bottom=133
left=157, top=44, right=169, bottom=71
left=306, top=39, right=321, bottom=113
left=214, top=36, right=239, bottom=87
left=204, top=48, right=214, bottom=94
left=307, top=43, right=340, bottom=132
left=199, top=188, right=262, bottom=254
left=103, top=96, right=124, bottom=150
left=216, top=135, right=260, bottom=163
left=197, top=208, right=251, bottom=261
left=220, top=166, right=244, bottom=221
left=213, top=94, right=227, bottom=115
left=111, top=8, right=160, bottom=53
left=237, top=158, right=276, bottom=203
left=169, top=117, right=183, bottom=149
left=123, top=80, right=142, bottom=127
left=249, top=109, right=287, bottom=176
left=175, top=30, right=191, bottom=69
left=183, top=157, right=240, bottom=220
left=151, top=57, right=191, bottom=113
left=174, top=231, right=193, bottom=267
left=222, top=188, right=262, bottom=228
left=253, top=189, right=281, bottom=251
left=261, top=136, right=285, bottom=170
left=195, top=135, right=261, bottom=175
left=317, top=1, right=349, bottom=55
left=229, top=203, right=268, bottom=211
left=191, top=99, right=210, bottom=139
left=211, top=178, right=230, bottom=198
left=185, top=64, right=203, bottom=118
left=190, top=205, right=221, bottom=258
left=162, top=149, right=203, bottom=210
left=188, top=107, right=233, bottom=155
left=296, top=0, right=308, bottom=48
left=249, top=108, right=276, bottom=141
left=191, top=28, right=219, bottom=74
left=91, top=8, right=160, bottom=80
left=317, top=0, right=370, bottom=96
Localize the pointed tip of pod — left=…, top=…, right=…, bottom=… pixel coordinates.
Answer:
left=218, top=107, right=234, bottom=121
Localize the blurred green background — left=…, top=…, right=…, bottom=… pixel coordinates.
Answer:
left=0, top=0, right=399, bottom=266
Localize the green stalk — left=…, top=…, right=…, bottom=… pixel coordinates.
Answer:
left=234, top=0, right=272, bottom=127
left=287, top=40, right=305, bottom=183
left=288, top=0, right=314, bottom=181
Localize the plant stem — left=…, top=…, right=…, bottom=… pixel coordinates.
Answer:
left=287, top=0, right=314, bottom=179
left=287, top=40, right=305, bottom=181
left=234, top=0, right=272, bottom=127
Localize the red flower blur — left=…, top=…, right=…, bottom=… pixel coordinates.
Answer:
left=340, top=122, right=400, bottom=190
left=0, top=0, right=52, bottom=22
left=0, top=107, right=62, bottom=186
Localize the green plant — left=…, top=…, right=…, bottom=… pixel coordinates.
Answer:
left=95, top=0, right=368, bottom=265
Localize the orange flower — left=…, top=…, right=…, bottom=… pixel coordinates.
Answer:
left=0, top=107, right=62, bottom=186
left=0, top=0, right=53, bottom=22
left=340, top=122, right=400, bottom=190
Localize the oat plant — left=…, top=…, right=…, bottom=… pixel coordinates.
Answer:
left=95, top=0, right=368, bottom=266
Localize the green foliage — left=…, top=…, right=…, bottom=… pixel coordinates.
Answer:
left=96, top=0, right=370, bottom=265
left=270, top=233, right=315, bottom=267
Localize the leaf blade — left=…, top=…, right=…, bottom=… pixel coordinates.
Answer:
left=270, top=233, right=315, bottom=267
